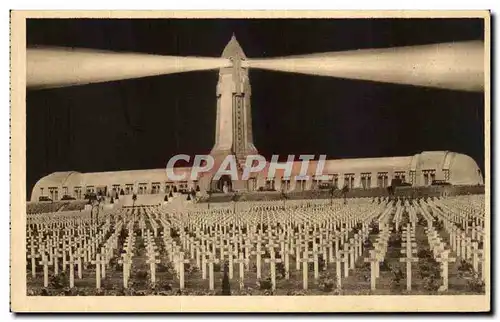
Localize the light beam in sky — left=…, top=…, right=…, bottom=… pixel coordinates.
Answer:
left=243, top=41, right=484, bottom=92
left=27, top=47, right=232, bottom=89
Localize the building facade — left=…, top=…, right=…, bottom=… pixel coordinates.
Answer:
left=31, top=151, right=484, bottom=201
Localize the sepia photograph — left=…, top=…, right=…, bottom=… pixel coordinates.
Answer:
left=10, top=10, right=490, bottom=312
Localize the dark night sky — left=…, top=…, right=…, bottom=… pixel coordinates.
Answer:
left=26, top=18, right=485, bottom=199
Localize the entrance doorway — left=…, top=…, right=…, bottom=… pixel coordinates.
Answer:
left=212, top=175, right=233, bottom=193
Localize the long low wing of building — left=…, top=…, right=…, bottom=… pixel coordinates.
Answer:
left=30, top=151, right=484, bottom=202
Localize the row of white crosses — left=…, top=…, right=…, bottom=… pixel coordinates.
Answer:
left=27, top=210, right=92, bottom=230
left=426, top=198, right=485, bottom=281
left=392, top=202, right=404, bottom=232
left=67, top=217, right=121, bottom=289
left=115, top=202, right=373, bottom=292
left=364, top=210, right=392, bottom=291
left=68, top=219, right=120, bottom=289
left=433, top=197, right=485, bottom=243
left=52, top=207, right=128, bottom=289
left=399, top=224, right=418, bottom=291
left=118, top=220, right=137, bottom=289
left=438, top=195, right=485, bottom=228
left=372, top=202, right=420, bottom=292
left=157, top=217, right=193, bottom=290
left=406, top=202, right=419, bottom=228
left=29, top=227, right=93, bottom=287
left=143, top=229, right=161, bottom=286
left=294, top=203, right=373, bottom=290
left=27, top=195, right=485, bottom=293
left=157, top=198, right=386, bottom=292
left=393, top=199, right=472, bottom=293
left=268, top=205, right=363, bottom=290
left=26, top=207, right=123, bottom=288
left=144, top=210, right=159, bottom=237
left=424, top=224, right=456, bottom=292
left=36, top=206, right=227, bottom=291
left=413, top=202, right=453, bottom=292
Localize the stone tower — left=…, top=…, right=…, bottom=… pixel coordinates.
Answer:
left=210, top=34, right=258, bottom=167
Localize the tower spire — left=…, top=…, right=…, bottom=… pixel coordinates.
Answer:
left=221, top=34, right=245, bottom=59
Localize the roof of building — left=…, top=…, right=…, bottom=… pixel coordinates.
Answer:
left=32, top=171, right=80, bottom=189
